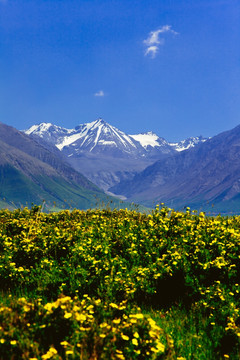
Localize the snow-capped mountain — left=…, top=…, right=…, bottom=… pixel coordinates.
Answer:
left=25, top=122, right=77, bottom=148
left=169, top=136, right=208, bottom=152
left=59, top=118, right=145, bottom=157
left=25, top=118, right=206, bottom=158
left=25, top=118, right=175, bottom=158
left=24, top=118, right=208, bottom=191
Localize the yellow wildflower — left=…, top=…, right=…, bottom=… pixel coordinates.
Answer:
left=132, top=338, right=138, bottom=346
left=64, top=312, right=72, bottom=319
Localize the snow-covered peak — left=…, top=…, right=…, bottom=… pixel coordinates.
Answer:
left=169, top=136, right=207, bottom=152
left=24, top=119, right=208, bottom=159
left=74, top=118, right=138, bottom=153
left=25, top=119, right=139, bottom=155
left=24, top=122, right=74, bottom=145
left=25, top=122, right=54, bottom=136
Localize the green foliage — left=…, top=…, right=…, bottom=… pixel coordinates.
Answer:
left=0, top=295, right=167, bottom=359
left=0, top=205, right=239, bottom=359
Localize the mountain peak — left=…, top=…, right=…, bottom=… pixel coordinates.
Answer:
left=24, top=122, right=74, bottom=145
left=25, top=122, right=53, bottom=135
left=169, top=136, right=208, bottom=152
left=96, top=117, right=105, bottom=124
left=23, top=119, right=210, bottom=192
left=24, top=119, right=207, bottom=157
left=88, top=118, right=108, bottom=130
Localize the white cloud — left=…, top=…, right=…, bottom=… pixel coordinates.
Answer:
left=94, top=90, right=105, bottom=97
left=144, top=45, right=159, bottom=58
left=143, top=25, right=178, bottom=58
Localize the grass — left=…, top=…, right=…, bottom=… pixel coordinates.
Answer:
left=0, top=205, right=239, bottom=359
left=0, top=163, right=127, bottom=211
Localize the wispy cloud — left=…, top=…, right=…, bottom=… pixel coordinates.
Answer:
left=94, top=90, right=105, bottom=97
left=144, top=45, right=159, bottom=58
left=143, top=25, right=178, bottom=58
left=0, top=0, right=7, bottom=4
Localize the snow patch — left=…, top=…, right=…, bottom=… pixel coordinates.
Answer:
left=98, top=140, right=116, bottom=146
left=90, top=123, right=103, bottom=151
left=130, top=132, right=160, bottom=148
left=56, top=133, right=83, bottom=150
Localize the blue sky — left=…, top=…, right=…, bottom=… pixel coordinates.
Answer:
left=0, top=0, right=239, bottom=141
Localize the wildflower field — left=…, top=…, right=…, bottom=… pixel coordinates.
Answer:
left=0, top=205, right=239, bottom=359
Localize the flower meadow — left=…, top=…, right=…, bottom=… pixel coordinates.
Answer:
left=0, top=205, right=239, bottom=359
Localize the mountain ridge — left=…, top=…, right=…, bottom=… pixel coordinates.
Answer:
left=25, top=118, right=207, bottom=157
left=110, top=124, right=240, bottom=214
left=24, top=118, right=207, bottom=191
left=5, top=118, right=240, bottom=213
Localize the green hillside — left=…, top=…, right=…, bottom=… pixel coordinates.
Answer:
left=0, top=122, right=126, bottom=210
left=0, top=164, right=122, bottom=210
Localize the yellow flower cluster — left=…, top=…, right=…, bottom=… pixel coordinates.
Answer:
left=0, top=205, right=239, bottom=358
left=0, top=294, right=166, bottom=359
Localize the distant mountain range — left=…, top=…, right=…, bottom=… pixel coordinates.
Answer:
left=110, top=124, right=240, bottom=214
left=25, top=118, right=206, bottom=156
left=0, top=116, right=236, bottom=213
left=25, top=118, right=207, bottom=191
left=0, top=122, right=122, bottom=210
left=23, top=118, right=240, bottom=214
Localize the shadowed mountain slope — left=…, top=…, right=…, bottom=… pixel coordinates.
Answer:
left=0, top=122, right=119, bottom=210
left=110, top=124, right=240, bottom=214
